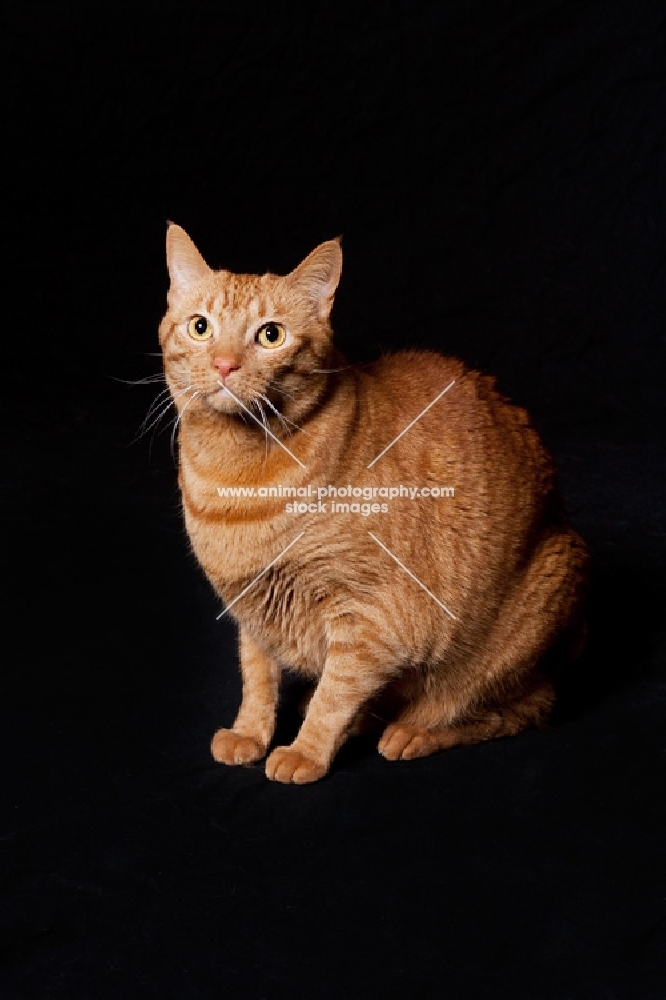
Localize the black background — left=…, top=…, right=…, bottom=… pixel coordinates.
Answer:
left=2, top=2, right=666, bottom=997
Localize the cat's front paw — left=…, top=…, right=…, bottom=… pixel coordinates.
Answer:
left=211, top=728, right=267, bottom=765
left=378, top=723, right=438, bottom=761
left=265, top=746, right=328, bottom=784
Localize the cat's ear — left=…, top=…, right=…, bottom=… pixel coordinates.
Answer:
left=165, top=223, right=211, bottom=295
left=288, top=239, right=342, bottom=322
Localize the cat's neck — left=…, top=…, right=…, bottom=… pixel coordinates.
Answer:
left=178, top=361, right=361, bottom=486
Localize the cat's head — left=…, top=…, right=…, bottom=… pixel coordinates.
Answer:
left=159, top=225, right=342, bottom=425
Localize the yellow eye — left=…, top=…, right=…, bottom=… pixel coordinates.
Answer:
left=187, top=315, right=213, bottom=341
left=256, top=322, right=286, bottom=349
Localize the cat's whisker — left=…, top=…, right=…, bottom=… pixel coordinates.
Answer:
left=132, top=383, right=194, bottom=444
left=252, top=397, right=270, bottom=464
left=257, top=393, right=293, bottom=438
left=111, top=373, right=168, bottom=386
left=258, top=393, right=312, bottom=439
left=143, top=384, right=172, bottom=408
left=310, top=366, right=353, bottom=374
left=281, top=412, right=312, bottom=436
left=262, top=382, right=313, bottom=437
left=265, top=381, right=300, bottom=402
left=170, top=389, right=201, bottom=461
left=133, top=397, right=176, bottom=443
left=311, top=361, right=376, bottom=375
left=137, top=386, right=174, bottom=435
left=123, top=373, right=193, bottom=442
left=139, top=377, right=190, bottom=425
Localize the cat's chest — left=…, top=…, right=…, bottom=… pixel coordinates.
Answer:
left=238, top=575, right=328, bottom=677
left=179, top=459, right=339, bottom=674
left=181, top=470, right=282, bottom=579
left=192, top=524, right=328, bottom=675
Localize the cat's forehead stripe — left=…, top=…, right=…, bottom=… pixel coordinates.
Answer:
left=203, top=274, right=271, bottom=318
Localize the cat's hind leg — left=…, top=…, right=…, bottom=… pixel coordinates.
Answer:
left=378, top=677, right=555, bottom=760
left=378, top=527, right=587, bottom=762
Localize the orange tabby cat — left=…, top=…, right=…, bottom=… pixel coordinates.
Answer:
left=159, top=224, right=588, bottom=784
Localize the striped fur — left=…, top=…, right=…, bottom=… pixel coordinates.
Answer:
left=159, top=225, right=588, bottom=784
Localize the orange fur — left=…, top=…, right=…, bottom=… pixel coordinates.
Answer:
left=159, top=225, right=589, bottom=784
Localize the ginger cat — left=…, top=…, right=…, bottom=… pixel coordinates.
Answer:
left=159, top=224, right=588, bottom=784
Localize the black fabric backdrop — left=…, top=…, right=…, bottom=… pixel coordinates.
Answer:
left=2, top=3, right=665, bottom=997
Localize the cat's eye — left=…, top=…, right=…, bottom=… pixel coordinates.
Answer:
left=187, top=315, right=213, bottom=341
left=256, top=322, right=286, bottom=349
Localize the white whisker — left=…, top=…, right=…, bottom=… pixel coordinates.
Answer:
left=311, top=366, right=353, bottom=374
left=111, top=373, right=167, bottom=385
left=281, top=412, right=312, bottom=436
left=265, top=381, right=300, bottom=402
left=262, top=383, right=312, bottom=436
left=132, top=383, right=193, bottom=444
left=170, top=389, right=201, bottom=461
left=257, top=393, right=292, bottom=437
left=253, top=397, right=270, bottom=464
left=218, top=381, right=306, bottom=469
left=138, top=386, right=173, bottom=434
left=258, top=393, right=313, bottom=439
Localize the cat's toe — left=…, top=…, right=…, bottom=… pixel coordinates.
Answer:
left=265, top=746, right=327, bottom=784
left=211, top=728, right=266, bottom=765
left=378, top=724, right=437, bottom=761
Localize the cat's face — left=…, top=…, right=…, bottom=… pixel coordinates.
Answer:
left=159, top=226, right=342, bottom=423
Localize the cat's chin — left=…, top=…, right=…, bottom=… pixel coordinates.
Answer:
left=204, top=386, right=247, bottom=415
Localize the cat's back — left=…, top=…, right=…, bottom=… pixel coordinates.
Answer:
left=360, top=349, right=551, bottom=471
left=350, top=348, right=561, bottom=550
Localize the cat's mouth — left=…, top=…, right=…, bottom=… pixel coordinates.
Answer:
left=204, top=381, right=252, bottom=416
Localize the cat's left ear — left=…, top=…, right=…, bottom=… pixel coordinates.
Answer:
left=288, top=239, right=342, bottom=322
left=165, top=223, right=211, bottom=296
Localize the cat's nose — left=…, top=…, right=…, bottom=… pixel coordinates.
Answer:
left=213, top=357, right=239, bottom=380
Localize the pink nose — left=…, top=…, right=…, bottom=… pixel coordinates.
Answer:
left=213, top=357, right=239, bottom=379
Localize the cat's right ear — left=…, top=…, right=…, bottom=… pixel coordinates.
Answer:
left=165, top=223, right=211, bottom=296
